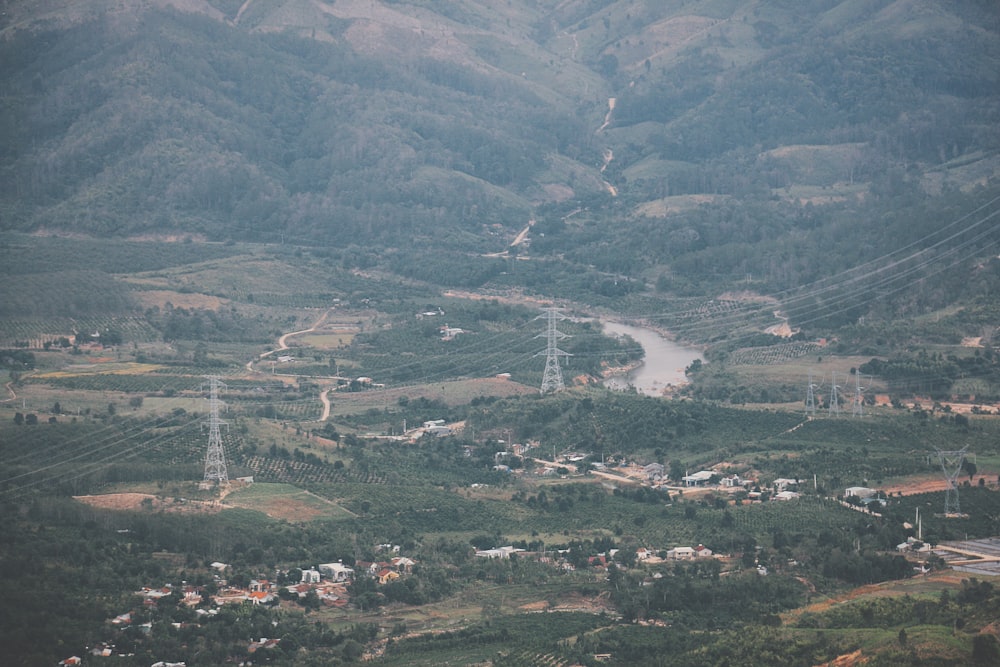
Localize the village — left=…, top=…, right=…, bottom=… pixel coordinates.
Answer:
left=72, top=533, right=732, bottom=666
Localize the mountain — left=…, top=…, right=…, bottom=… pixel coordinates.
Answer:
left=1, top=0, right=999, bottom=320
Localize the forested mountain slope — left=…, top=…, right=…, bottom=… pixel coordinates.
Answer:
left=1, top=0, right=999, bottom=316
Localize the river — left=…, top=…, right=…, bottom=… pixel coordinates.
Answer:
left=601, top=320, right=703, bottom=396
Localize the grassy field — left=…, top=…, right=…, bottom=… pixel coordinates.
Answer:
left=225, top=482, right=355, bottom=522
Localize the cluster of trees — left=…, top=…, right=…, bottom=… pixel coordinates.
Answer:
left=860, top=348, right=1000, bottom=400
left=146, top=304, right=276, bottom=344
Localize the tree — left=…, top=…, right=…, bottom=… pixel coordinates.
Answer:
left=973, top=634, right=1000, bottom=665
left=13, top=412, right=23, bottom=425
left=25, top=413, right=38, bottom=425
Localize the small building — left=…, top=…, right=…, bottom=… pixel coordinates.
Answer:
left=682, top=470, right=716, bottom=487
left=318, top=562, right=354, bottom=582
left=301, top=569, right=321, bottom=584
left=644, top=463, right=665, bottom=481
left=774, top=490, right=800, bottom=501
left=667, top=546, right=696, bottom=561
left=248, top=591, right=276, bottom=605
left=475, top=546, right=523, bottom=559
left=721, top=474, right=745, bottom=488
left=440, top=325, right=466, bottom=341
left=773, top=478, right=799, bottom=492
left=845, top=486, right=877, bottom=499
left=377, top=568, right=400, bottom=585
left=391, top=556, right=416, bottom=573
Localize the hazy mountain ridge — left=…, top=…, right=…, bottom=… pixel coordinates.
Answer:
left=1, top=0, right=998, bottom=267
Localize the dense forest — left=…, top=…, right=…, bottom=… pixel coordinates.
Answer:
left=1, top=1, right=998, bottom=332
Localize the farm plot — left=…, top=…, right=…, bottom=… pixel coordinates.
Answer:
left=0, top=316, right=159, bottom=347
left=728, top=341, right=824, bottom=366
left=241, top=456, right=384, bottom=485
left=224, top=482, right=354, bottom=521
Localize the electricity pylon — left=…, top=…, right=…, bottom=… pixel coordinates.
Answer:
left=805, top=371, right=822, bottom=416
left=851, top=373, right=870, bottom=417
left=536, top=307, right=571, bottom=393
left=936, top=447, right=968, bottom=516
left=828, top=371, right=842, bottom=416
left=202, top=375, right=229, bottom=484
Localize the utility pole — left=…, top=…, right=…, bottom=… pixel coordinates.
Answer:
left=536, top=307, right=571, bottom=394
left=202, top=375, right=229, bottom=485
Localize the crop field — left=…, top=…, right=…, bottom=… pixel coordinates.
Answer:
left=129, top=289, right=231, bottom=310
left=376, top=611, right=608, bottom=667
left=0, top=316, right=160, bottom=346
left=33, top=362, right=166, bottom=378
left=298, top=331, right=356, bottom=348
left=728, top=341, right=825, bottom=366
left=242, top=456, right=384, bottom=485
left=224, top=482, right=354, bottom=521
left=27, top=370, right=200, bottom=394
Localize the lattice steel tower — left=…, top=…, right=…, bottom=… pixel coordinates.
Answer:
left=851, top=373, right=869, bottom=418
left=536, top=308, right=571, bottom=394
left=805, top=371, right=821, bottom=416
left=935, top=446, right=968, bottom=515
left=828, top=371, right=842, bottom=416
left=203, top=375, right=229, bottom=484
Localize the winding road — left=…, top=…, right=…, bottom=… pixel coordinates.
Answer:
left=246, top=308, right=339, bottom=422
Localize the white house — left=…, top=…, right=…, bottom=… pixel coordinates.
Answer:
left=721, top=474, right=745, bottom=488
left=475, top=546, right=523, bottom=559
left=682, top=470, right=716, bottom=486
left=318, top=562, right=354, bottom=582
left=774, top=490, right=800, bottom=501
left=773, top=478, right=799, bottom=492
left=667, top=546, right=696, bottom=560
left=845, top=486, right=877, bottom=499
left=301, top=569, right=321, bottom=584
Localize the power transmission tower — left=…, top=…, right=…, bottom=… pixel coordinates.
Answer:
left=828, top=371, right=842, bottom=416
left=202, top=375, right=229, bottom=485
left=935, top=447, right=968, bottom=515
left=536, top=307, right=571, bottom=394
left=805, top=371, right=821, bottom=416
left=851, top=373, right=870, bottom=417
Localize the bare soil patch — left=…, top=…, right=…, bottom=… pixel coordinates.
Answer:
left=132, top=289, right=229, bottom=310
left=881, top=474, right=994, bottom=496
left=74, top=492, right=223, bottom=514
